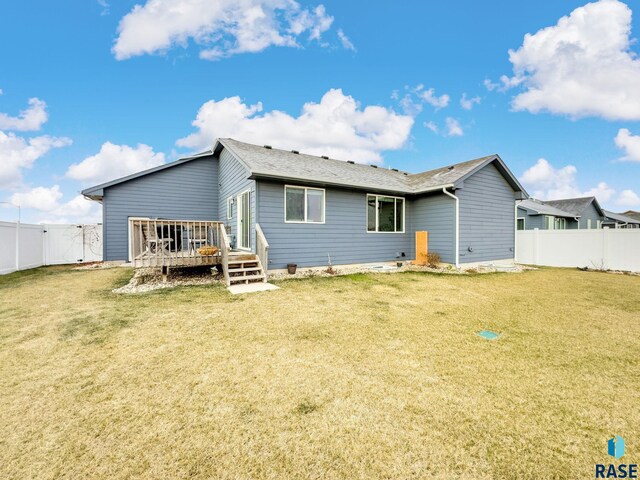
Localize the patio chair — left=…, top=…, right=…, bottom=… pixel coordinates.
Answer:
left=184, top=224, right=210, bottom=254
left=136, top=222, right=173, bottom=258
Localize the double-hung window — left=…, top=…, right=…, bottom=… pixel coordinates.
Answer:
left=367, top=194, right=404, bottom=233
left=285, top=186, right=325, bottom=223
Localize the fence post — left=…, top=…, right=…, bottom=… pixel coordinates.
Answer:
left=602, top=227, right=609, bottom=270
left=15, top=219, right=20, bottom=272
left=533, top=228, right=539, bottom=265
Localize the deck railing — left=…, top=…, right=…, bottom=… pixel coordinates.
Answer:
left=129, top=218, right=224, bottom=268
left=256, top=223, right=269, bottom=280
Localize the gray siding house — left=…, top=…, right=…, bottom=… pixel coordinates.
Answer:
left=83, top=138, right=527, bottom=271
left=602, top=210, right=640, bottom=229
left=517, top=197, right=607, bottom=230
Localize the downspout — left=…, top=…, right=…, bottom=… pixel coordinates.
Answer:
left=442, top=187, right=459, bottom=268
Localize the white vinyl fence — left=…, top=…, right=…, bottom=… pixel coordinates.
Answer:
left=516, top=229, right=640, bottom=272
left=0, top=222, right=102, bottom=275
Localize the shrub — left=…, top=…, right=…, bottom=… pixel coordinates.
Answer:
left=426, top=252, right=441, bottom=268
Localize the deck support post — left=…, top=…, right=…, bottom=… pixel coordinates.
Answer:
left=162, top=265, right=169, bottom=283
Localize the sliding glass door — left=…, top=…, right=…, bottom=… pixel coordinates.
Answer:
left=237, top=190, right=251, bottom=250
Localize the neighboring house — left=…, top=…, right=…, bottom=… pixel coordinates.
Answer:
left=516, top=198, right=578, bottom=230
left=602, top=210, right=640, bottom=229
left=82, top=138, right=527, bottom=274
left=622, top=210, right=640, bottom=222
left=517, top=196, right=606, bottom=230
left=543, top=197, right=606, bottom=230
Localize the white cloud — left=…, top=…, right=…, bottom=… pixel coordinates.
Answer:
left=50, top=195, right=101, bottom=223
left=177, top=88, right=414, bottom=164
left=394, top=85, right=450, bottom=115
left=113, top=0, right=336, bottom=61
left=66, top=142, right=165, bottom=185
left=483, top=79, right=499, bottom=91
left=424, top=121, right=438, bottom=134
left=10, top=185, right=63, bottom=211
left=337, top=29, right=355, bottom=51
left=583, top=182, right=615, bottom=202
left=8, top=185, right=101, bottom=223
left=423, top=118, right=464, bottom=137
left=499, top=0, right=640, bottom=120
left=0, top=98, right=48, bottom=132
left=520, top=158, right=615, bottom=201
left=418, top=87, right=449, bottom=110
left=614, top=128, right=640, bottom=162
left=445, top=117, right=463, bottom=137
left=97, top=0, right=110, bottom=15
left=0, top=131, right=72, bottom=188
left=460, top=93, right=481, bottom=110
left=398, top=94, right=423, bottom=116
left=616, top=189, right=640, bottom=207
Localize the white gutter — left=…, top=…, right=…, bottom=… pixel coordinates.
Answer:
left=442, top=187, right=459, bottom=268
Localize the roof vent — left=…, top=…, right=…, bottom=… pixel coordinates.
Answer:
left=291, top=150, right=299, bottom=154
left=403, top=172, right=409, bottom=176
left=264, top=145, right=272, bottom=149
left=370, top=165, right=378, bottom=168
left=321, top=155, right=329, bottom=159
left=448, top=166, right=454, bottom=171
left=391, top=168, right=399, bottom=172
left=347, top=160, right=355, bottom=164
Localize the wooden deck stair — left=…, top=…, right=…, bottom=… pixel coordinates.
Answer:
left=226, top=253, right=267, bottom=285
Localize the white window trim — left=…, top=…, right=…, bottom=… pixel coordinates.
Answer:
left=587, top=219, right=592, bottom=229
left=517, top=217, right=525, bottom=230
left=544, top=215, right=555, bottom=230
left=366, top=193, right=406, bottom=234
left=284, top=185, right=326, bottom=224
left=226, top=197, right=233, bottom=220
left=555, top=217, right=566, bottom=230
left=236, top=189, right=252, bottom=251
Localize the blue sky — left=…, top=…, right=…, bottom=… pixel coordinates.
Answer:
left=1, top=0, right=639, bottom=223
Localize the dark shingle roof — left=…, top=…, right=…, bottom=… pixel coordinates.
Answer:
left=603, top=210, right=640, bottom=224
left=219, top=138, right=413, bottom=193
left=82, top=138, right=528, bottom=200
left=622, top=210, right=640, bottom=221
left=518, top=199, right=576, bottom=217
left=544, top=197, right=603, bottom=217
left=218, top=138, right=524, bottom=195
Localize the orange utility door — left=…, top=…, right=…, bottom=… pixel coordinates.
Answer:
left=413, top=231, right=429, bottom=265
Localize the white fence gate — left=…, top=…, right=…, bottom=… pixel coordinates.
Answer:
left=0, top=222, right=102, bottom=275
left=516, top=229, right=640, bottom=272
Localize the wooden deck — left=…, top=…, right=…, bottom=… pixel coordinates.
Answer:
left=130, top=219, right=225, bottom=268
left=129, top=218, right=270, bottom=287
left=133, top=250, right=222, bottom=268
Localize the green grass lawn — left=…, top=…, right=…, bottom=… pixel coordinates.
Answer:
left=0, top=266, right=638, bottom=479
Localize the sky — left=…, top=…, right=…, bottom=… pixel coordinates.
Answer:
left=1, top=0, right=640, bottom=224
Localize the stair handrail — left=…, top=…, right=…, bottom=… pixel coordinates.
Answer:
left=219, top=224, right=231, bottom=286
left=256, top=223, right=269, bottom=280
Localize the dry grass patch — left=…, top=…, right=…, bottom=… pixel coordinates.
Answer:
left=0, top=266, right=639, bottom=479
